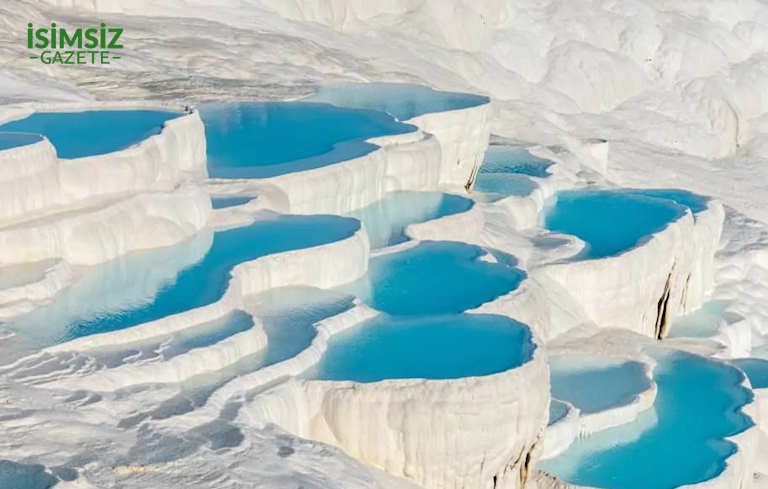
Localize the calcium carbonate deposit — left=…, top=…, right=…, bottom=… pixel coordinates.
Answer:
left=2, top=2, right=768, bottom=489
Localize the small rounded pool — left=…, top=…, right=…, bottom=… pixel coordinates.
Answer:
left=312, top=313, right=534, bottom=382
left=543, top=190, right=687, bottom=259
left=0, top=109, right=181, bottom=158
left=473, top=145, right=552, bottom=200
left=349, top=191, right=473, bottom=249
left=342, top=241, right=525, bottom=315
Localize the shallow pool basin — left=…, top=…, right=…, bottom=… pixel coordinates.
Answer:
left=732, top=358, right=768, bottom=389
left=539, top=350, right=753, bottom=489
left=202, top=102, right=414, bottom=178
left=543, top=189, right=690, bottom=259
left=8, top=214, right=360, bottom=344
left=349, top=191, right=473, bottom=249
left=312, top=313, right=534, bottom=382
left=550, top=356, right=651, bottom=414
left=342, top=241, right=525, bottom=315
left=0, top=109, right=181, bottom=158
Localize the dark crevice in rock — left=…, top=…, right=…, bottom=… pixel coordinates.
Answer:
left=654, top=266, right=674, bottom=340
left=465, top=156, right=480, bottom=191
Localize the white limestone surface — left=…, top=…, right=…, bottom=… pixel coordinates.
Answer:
left=0, top=105, right=207, bottom=226
left=0, top=186, right=211, bottom=266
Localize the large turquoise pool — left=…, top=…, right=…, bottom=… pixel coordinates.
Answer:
left=539, top=350, right=753, bottom=489
left=349, top=191, right=473, bottom=249
left=305, top=82, right=489, bottom=121
left=543, top=190, right=689, bottom=259
left=8, top=215, right=360, bottom=344
left=312, top=313, right=533, bottom=382
left=342, top=241, right=525, bottom=315
left=0, top=110, right=181, bottom=158
left=202, top=102, right=414, bottom=178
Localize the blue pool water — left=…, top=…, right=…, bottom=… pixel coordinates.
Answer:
left=474, top=172, right=538, bottom=200
left=0, top=110, right=181, bottom=158
left=549, top=399, right=570, bottom=426
left=139, top=287, right=356, bottom=419
left=550, top=357, right=651, bottom=414
left=9, top=215, right=360, bottom=344
left=0, top=460, right=57, bottom=489
left=202, top=102, right=414, bottom=178
left=0, top=132, right=43, bottom=150
left=481, top=145, right=553, bottom=178
left=343, top=241, right=525, bottom=315
left=349, top=191, right=473, bottom=249
left=667, top=300, right=730, bottom=338
left=313, top=313, right=534, bottom=382
left=475, top=145, right=551, bottom=199
left=305, top=83, right=489, bottom=121
left=732, top=358, right=768, bottom=389
left=539, top=350, right=753, bottom=489
left=543, top=190, right=686, bottom=259
left=254, top=286, right=355, bottom=367
left=211, top=196, right=251, bottom=209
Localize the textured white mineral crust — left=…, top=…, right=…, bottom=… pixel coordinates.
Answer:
left=2, top=1, right=768, bottom=488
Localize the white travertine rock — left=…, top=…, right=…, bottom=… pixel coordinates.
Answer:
left=0, top=108, right=207, bottom=225
left=208, top=101, right=491, bottom=216
left=0, top=186, right=211, bottom=266
left=242, top=313, right=549, bottom=489
left=533, top=200, right=725, bottom=339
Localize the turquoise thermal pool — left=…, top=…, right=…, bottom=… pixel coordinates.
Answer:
left=312, top=313, right=534, bottom=382
left=201, top=102, right=414, bottom=178
left=0, top=460, right=57, bottom=489
left=252, top=286, right=355, bottom=367
left=211, top=196, right=251, bottom=209
left=732, top=358, right=768, bottom=389
left=667, top=300, right=730, bottom=338
left=539, top=351, right=753, bottom=489
left=0, top=110, right=181, bottom=158
left=305, top=82, right=489, bottom=121
left=481, top=145, right=553, bottom=178
left=473, top=145, right=552, bottom=200
left=342, top=241, right=525, bottom=315
left=543, top=190, right=689, bottom=259
left=0, top=132, right=43, bottom=151
left=7, top=215, right=360, bottom=344
left=550, top=357, right=651, bottom=414
left=349, top=191, right=473, bottom=249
